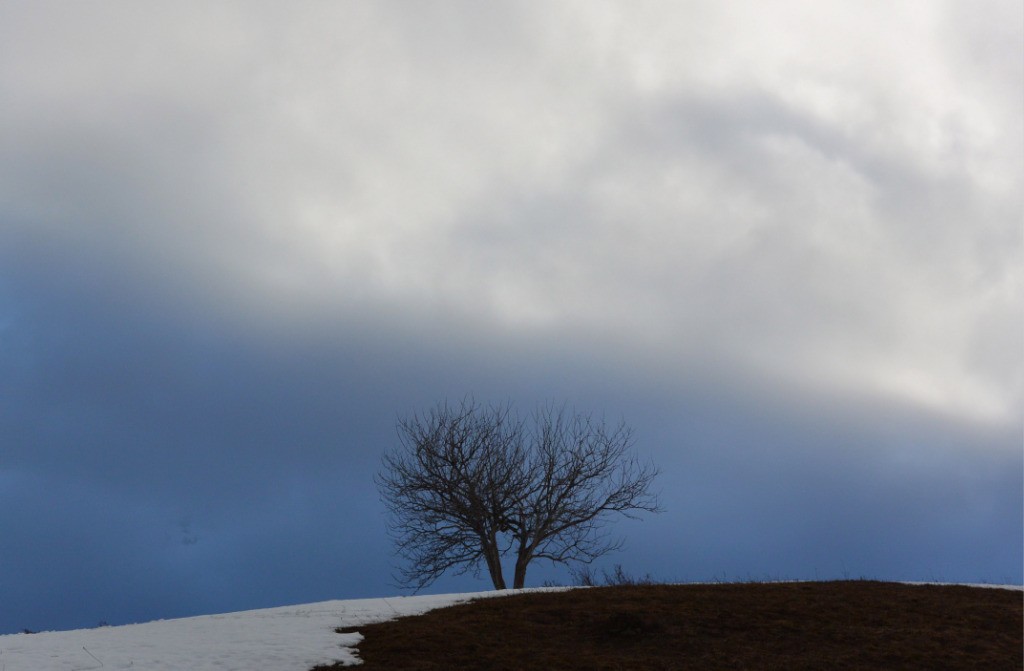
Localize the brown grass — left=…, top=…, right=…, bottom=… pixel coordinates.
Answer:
left=312, top=581, right=1022, bottom=670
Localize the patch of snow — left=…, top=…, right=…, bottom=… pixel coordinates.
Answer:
left=902, top=581, right=1023, bottom=591
left=0, top=589, right=565, bottom=670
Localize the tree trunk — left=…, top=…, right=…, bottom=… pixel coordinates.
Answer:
left=483, top=535, right=507, bottom=589
left=512, top=552, right=530, bottom=589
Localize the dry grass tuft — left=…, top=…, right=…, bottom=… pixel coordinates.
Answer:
left=313, top=581, right=1022, bottom=670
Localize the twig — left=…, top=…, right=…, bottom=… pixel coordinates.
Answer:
left=74, top=646, right=104, bottom=670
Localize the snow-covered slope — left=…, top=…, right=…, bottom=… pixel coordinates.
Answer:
left=0, top=589, right=540, bottom=670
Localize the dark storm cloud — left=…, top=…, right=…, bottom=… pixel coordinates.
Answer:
left=2, top=238, right=1018, bottom=634
left=629, top=390, right=1022, bottom=583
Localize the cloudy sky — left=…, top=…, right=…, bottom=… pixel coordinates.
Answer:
left=1, top=1, right=1020, bottom=633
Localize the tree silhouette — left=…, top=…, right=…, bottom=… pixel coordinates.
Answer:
left=378, top=399, right=661, bottom=590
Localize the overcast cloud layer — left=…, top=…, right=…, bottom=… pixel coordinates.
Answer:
left=0, top=1, right=1020, bottom=634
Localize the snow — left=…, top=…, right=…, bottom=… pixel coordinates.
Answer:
left=0, top=589, right=553, bottom=670
left=904, top=582, right=1024, bottom=591
left=0, top=583, right=1016, bottom=670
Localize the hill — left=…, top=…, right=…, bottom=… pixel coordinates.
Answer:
left=313, top=581, right=1022, bottom=670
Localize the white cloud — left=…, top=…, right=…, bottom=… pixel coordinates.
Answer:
left=0, top=1, right=1019, bottom=425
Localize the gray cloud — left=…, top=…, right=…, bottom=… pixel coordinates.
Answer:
left=0, top=0, right=1019, bottom=633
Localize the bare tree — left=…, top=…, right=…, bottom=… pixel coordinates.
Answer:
left=377, top=400, right=528, bottom=590
left=377, top=399, right=661, bottom=591
left=507, top=405, right=661, bottom=589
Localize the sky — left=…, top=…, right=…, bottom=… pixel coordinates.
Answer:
left=0, top=0, right=1020, bottom=634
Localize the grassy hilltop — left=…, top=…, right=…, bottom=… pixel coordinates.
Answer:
left=314, top=581, right=1022, bottom=670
